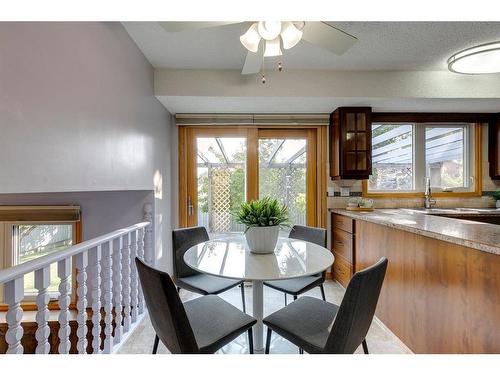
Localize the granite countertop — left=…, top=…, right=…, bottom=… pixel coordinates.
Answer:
left=330, top=208, right=500, bottom=255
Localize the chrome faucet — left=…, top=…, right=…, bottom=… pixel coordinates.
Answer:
left=424, top=178, right=436, bottom=209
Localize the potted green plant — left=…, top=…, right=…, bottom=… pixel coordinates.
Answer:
left=493, top=189, right=500, bottom=209
left=235, top=197, right=290, bottom=254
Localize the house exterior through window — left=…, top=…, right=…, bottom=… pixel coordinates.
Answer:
left=367, top=123, right=479, bottom=195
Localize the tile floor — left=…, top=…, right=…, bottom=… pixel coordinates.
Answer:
left=117, top=280, right=412, bottom=354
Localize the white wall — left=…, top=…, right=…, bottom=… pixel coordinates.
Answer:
left=0, top=22, right=174, bottom=272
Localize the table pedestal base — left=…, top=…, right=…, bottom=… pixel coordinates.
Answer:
left=252, top=280, right=264, bottom=353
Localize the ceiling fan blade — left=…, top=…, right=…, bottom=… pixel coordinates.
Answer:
left=159, top=22, right=240, bottom=32
left=301, top=22, right=358, bottom=55
left=241, top=42, right=264, bottom=75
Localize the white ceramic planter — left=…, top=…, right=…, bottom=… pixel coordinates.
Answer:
left=245, top=226, right=279, bottom=254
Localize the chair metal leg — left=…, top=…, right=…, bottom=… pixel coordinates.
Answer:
left=240, top=283, right=246, bottom=313
left=265, top=328, right=272, bottom=354
left=319, top=284, right=326, bottom=301
left=284, top=293, right=287, bottom=306
left=293, top=295, right=297, bottom=301
left=248, top=328, right=254, bottom=354
left=152, top=334, right=159, bottom=354
left=362, top=339, right=369, bottom=354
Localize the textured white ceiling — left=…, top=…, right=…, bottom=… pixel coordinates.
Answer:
left=123, top=22, right=500, bottom=71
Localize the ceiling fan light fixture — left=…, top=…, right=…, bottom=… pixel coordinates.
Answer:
left=281, top=21, right=303, bottom=50
left=240, top=23, right=261, bottom=53
left=258, top=21, right=282, bottom=41
left=264, top=37, right=282, bottom=57
left=448, top=41, right=500, bottom=74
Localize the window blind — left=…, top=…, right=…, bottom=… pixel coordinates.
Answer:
left=0, top=206, right=81, bottom=222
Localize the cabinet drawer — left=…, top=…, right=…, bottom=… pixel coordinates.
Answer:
left=333, top=214, right=354, bottom=233
left=333, top=254, right=353, bottom=288
left=332, top=228, right=353, bottom=262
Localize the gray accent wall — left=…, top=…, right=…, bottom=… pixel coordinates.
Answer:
left=0, top=22, right=174, bottom=272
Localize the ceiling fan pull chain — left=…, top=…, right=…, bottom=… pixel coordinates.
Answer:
left=261, top=49, right=266, bottom=84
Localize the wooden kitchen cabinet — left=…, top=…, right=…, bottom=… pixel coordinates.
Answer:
left=329, top=107, right=372, bottom=179
left=331, top=213, right=355, bottom=287
left=489, top=113, right=500, bottom=180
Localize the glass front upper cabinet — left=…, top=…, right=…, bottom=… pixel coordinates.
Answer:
left=330, top=107, right=372, bottom=179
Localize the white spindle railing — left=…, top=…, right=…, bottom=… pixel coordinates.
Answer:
left=5, top=278, right=24, bottom=354
left=34, top=267, right=50, bottom=354
left=74, top=251, right=88, bottom=354
left=130, top=230, right=139, bottom=324
left=112, top=237, right=123, bottom=344
left=102, top=241, right=113, bottom=354
left=136, top=228, right=145, bottom=315
left=57, top=258, right=72, bottom=354
left=90, top=245, right=102, bottom=354
left=0, top=217, right=152, bottom=354
left=121, top=233, right=132, bottom=334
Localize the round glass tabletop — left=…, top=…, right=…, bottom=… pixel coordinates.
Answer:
left=183, top=236, right=334, bottom=281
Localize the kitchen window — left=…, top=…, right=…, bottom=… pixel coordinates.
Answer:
left=365, top=123, right=480, bottom=196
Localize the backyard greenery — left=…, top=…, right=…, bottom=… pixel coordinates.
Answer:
left=234, top=197, right=290, bottom=231
left=197, top=138, right=307, bottom=233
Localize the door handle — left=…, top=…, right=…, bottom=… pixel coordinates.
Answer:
left=187, top=196, right=194, bottom=216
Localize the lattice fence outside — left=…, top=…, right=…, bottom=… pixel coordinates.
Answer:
left=210, top=167, right=232, bottom=233
left=201, top=165, right=305, bottom=234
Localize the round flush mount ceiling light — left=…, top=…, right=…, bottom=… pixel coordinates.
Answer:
left=448, top=41, right=500, bottom=74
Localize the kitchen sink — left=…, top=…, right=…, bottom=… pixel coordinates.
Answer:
left=403, top=208, right=500, bottom=215
left=402, top=207, right=500, bottom=225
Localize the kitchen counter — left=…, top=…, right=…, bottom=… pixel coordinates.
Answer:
left=330, top=207, right=500, bottom=353
left=330, top=208, right=500, bottom=255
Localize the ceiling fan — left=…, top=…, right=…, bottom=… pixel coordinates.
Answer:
left=158, top=21, right=357, bottom=81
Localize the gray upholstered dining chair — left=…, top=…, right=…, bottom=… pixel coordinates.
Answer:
left=150, top=226, right=247, bottom=353
left=136, top=258, right=256, bottom=354
left=263, top=257, right=388, bottom=354
left=264, top=225, right=328, bottom=304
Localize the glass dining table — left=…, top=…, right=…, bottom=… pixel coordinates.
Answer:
left=183, top=235, right=334, bottom=353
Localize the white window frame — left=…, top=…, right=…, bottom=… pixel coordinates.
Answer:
left=368, top=122, right=476, bottom=194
